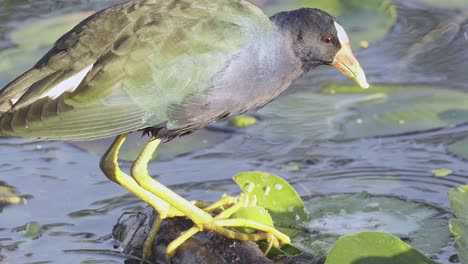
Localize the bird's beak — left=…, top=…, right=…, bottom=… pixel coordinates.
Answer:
left=331, top=42, right=369, bottom=89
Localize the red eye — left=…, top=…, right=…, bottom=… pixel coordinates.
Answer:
left=321, top=35, right=334, bottom=45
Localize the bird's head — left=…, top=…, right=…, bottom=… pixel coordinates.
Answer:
left=272, top=8, right=369, bottom=89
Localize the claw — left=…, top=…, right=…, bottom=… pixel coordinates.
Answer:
left=165, top=195, right=290, bottom=257
left=143, top=216, right=164, bottom=259
left=264, top=233, right=279, bottom=255
left=103, top=134, right=290, bottom=259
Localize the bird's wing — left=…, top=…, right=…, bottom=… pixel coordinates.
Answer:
left=0, top=0, right=271, bottom=140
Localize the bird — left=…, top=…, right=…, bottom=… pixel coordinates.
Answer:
left=0, top=0, right=369, bottom=259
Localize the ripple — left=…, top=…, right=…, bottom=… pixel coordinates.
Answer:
left=0, top=1, right=466, bottom=264
left=291, top=192, right=454, bottom=261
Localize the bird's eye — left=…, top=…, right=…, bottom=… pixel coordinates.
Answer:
left=321, top=35, right=334, bottom=45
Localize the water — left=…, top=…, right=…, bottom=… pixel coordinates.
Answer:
left=0, top=0, right=467, bottom=263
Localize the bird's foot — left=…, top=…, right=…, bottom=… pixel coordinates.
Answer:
left=142, top=206, right=184, bottom=260
left=166, top=193, right=290, bottom=257
left=191, top=194, right=242, bottom=214
left=103, top=134, right=290, bottom=260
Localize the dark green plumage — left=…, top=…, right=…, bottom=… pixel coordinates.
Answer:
left=0, top=0, right=370, bottom=257
left=0, top=0, right=271, bottom=140
left=0, top=0, right=368, bottom=141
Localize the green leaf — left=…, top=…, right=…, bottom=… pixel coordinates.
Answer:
left=449, top=185, right=468, bottom=264
left=229, top=114, right=258, bottom=128
left=0, top=182, right=24, bottom=205
left=233, top=171, right=308, bottom=224
left=231, top=206, right=274, bottom=234
left=0, top=12, right=92, bottom=88
left=11, top=12, right=94, bottom=49
left=260, top=242, right=304, bottom=258
left=322, top=84, right=468, bottom=139
left=289, top=193, right=450, bottom=257
left=447, top=137, right=468, bottom=161
left=259, top=84, right=468, bottom=142
left=325, top=232, right=437, bottom=264
left=24, top=222, right=42, bottom=239
left=431, top=168, right=453, bottom=178
left=417, top=0, right=467, bottom=8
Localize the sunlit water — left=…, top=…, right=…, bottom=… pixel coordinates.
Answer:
left=0, top=0, right=467, bottom=263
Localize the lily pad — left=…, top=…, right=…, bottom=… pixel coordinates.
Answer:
left=0, top=181, right=24, bottom=206
left=254, top=91, right=338, bottom=142
left=258, top=84, right=468, bottom=142
left=261, top=0, right=397, bottom=49
left=431, top=168, right=453, bottom=178
left=449, top=185, right=468, bottom=264
left=447, top=137, right=468, bottom=161
left=0, top=47, right=49, bottom=88
left=10, top=12, right=94, bottom=49
left=417, top=0, right=467, bottom=8
left=229, top=114, right=258, bottom=128
left=323, top=84, right=468, bottom=139
left=325, top=232, right=437, bottom=264
left=24, top=222, right=42, bottom=239
left=233, top=171, right=308, bottom=224
left=0, top=12, right=92, bottom=88
left=232, top=206, right=274, bottom=234
left=293, top=193, right=450, bottom=257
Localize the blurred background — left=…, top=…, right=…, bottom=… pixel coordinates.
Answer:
left=0, top=0, right=467, bottom=263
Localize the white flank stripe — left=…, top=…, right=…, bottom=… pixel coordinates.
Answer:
left=10, top=98, right=19, bottom=105
left=334, top=21, right=350, bottom=44
left=40, top=64, right=93, bottom=100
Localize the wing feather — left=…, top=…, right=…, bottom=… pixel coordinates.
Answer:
left=0, top=0, right=271, bottom=140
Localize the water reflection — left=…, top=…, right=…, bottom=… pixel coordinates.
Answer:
left=0, top=0, right=467, bottom=263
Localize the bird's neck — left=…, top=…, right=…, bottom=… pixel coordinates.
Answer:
left=270, top=13, right=313, bottom=74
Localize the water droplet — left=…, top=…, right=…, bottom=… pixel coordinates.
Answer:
left=243, top=182, right=255, bottom=193
left=274, top=184, right=283, bottom=190
left=263, top=186, right=271, bottom=196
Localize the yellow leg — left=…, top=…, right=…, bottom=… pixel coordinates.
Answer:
left=100, top=134, right=181, bottom=218
left=143, top=216, right=163, bottom=258
left=201, top=195, right=238, bottom=213
left=213, top=219, right=289, bottom=244
left=100, top=134, right=183, bottom=259
left=166, top=223, right=279, bottom=256
left=124, top=135, right=290, bottom=256
left=166, top=226, right=200, bottom=255
left=130, top=136, right=212, bottom=225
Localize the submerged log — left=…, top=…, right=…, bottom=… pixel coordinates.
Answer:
left=113, top=207, right=324, bottom=264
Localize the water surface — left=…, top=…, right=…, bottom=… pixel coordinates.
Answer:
left=0, top=0, right=467, bottom=263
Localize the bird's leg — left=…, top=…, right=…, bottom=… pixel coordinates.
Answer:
left=166, top=222, right=281, bottom=256
left=192, top=194, right=239, bottom=213
left=100, top=134, right=183, bottom=259
left=130, top=136, right=291, bottom=256
left=166, top=199, right=282, bottom=256
left=130, top=136, right=213, bottom=226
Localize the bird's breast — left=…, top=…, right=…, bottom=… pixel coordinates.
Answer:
left=166, top=39, right=303, bottom=131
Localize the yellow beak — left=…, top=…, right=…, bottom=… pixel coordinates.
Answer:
left=331, top=42, right=369, bottom=89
